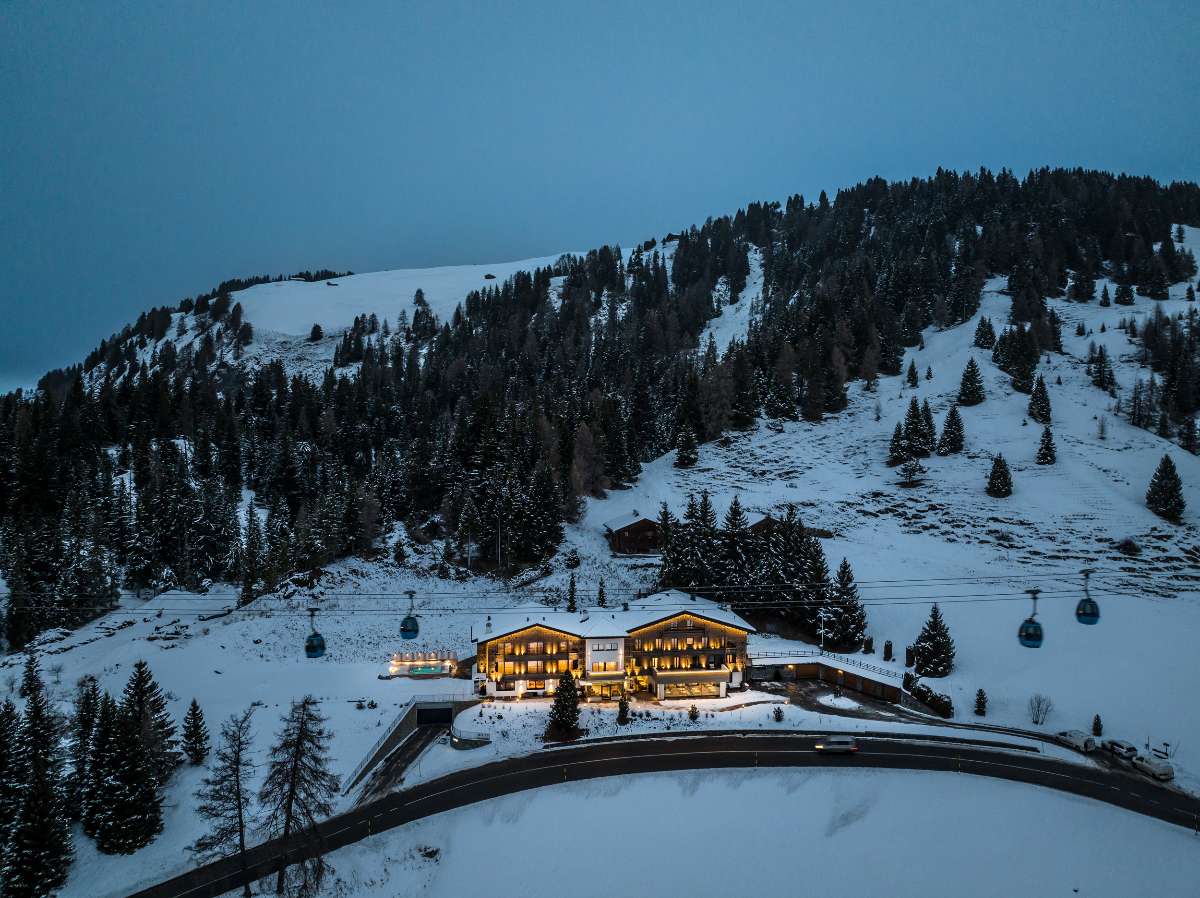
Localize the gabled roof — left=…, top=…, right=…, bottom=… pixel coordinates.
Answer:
left=475, top=590, right=753, bottom=645
left=602, top=509, right=657, bottom=532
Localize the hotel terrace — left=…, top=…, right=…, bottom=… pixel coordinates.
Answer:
left=473, top=590, right=753, bottom=700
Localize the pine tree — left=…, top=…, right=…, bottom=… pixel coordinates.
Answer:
left=240, top=505, right=264, bottom=606
left=973, top=317, right=996, bottom=349
left=19, top=653, right=40, bottom=699
left=828, top=558, right=867, bottom=649
left=925, top=366, right=933, bottom=381
left=905, top=359, right=919, bottom=388
left=1028, top=374, right=1052, bottom=424
left=182, top=699, right=210, bottom=765
left=887, top=422, right=908, bottom=465
left=0, top=700, right=22, bottom=868
left=974, top=689, right=987, bottom=716
left=120, top=659, right=179, bottom=784
left=546, top=668, right=580, bottom=741
left=67, top=675, right=101, bottom=814
left=673, top=425, right=698, bottom=469
left=192, top=708, right=256, bottom=898
left=1099, top=284, right=1111, bottom=307
left=596, top=577, right=607, bottom=609
left=4, top=659, right=73, bottom=894
left=259, top=696, right=340, bottom=896
left=82, top=692, right=119, bottom=839
left=1092, top=714, right=1103, bottom=737
left=1146, top=454, right=1186, bottom=521
left=566, top=572, right=577, bottom=613
left=936, top=405, right=965, bottom=455
left=903, top=397, right=931, bottom=457
left=1036, top=426, right=1057, bottom=465
left=986, top=455, right=1013, bottom=498
left=95, top=701, right=162, bottom=853
left=921, top=399, right=936, bottom=448
left=719, top=496, right=754, bottom=591
left=912, top=603, right=956, bottom=677
left=957, top=358, right=986, bottom=405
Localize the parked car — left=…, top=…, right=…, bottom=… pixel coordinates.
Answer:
left=1101, top=739, right=1138, bottom=763
left=814, top=736, right=859, bottom=754
left=1057, top=730, right=1096, bottom=753
left=1132, top=755, right=1175, bottom=781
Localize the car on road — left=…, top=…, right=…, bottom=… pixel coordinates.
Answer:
left=1056, top=730, right=1096, bottom=753
left=1132, top=755, right=1175, bottom=781
left=1101, top=739, right=1138, bottom=763
left=814, top=736, right=859, bottom=754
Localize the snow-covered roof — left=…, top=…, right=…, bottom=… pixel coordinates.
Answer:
left=601, top=509, right=656, bottom=532
left=475, top=590, right=753, bottom=644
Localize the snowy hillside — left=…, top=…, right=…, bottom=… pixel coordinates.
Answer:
left=13, top=227, right=1200, bottom=898
left=233, top=255, right=567, bottom=339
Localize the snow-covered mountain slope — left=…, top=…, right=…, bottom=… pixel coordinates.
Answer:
left=26, top=230, right=1200, bottom=897
left=237, top=253, right=568, bottom=338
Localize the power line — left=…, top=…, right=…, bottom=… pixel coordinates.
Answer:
left=0, top=584, right=1141, bottom=617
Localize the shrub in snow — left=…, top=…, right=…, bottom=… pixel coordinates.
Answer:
left=911, top=682, right=954, bottom=718
left=688, top=705, right=700, bottom=722
left=974, top=689, right=987, bottom=717
left=773, top=706, right=784, bottom=722
left=617, top=696, right=630, bottom=726
left=1028, top=693, right=1054, bottom=725
left=863, top=636, right=874, bottom=655
left=1116, top=537, right=1141, bottom=556
left=883, top=640, right=893, bottom=662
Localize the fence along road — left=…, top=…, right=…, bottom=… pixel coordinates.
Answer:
left=127, top=730, right=1200, bottom=898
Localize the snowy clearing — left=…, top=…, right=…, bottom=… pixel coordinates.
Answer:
left=308, top=769, right=1200, bottom=898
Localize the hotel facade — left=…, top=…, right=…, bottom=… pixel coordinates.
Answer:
left=473, top=591, right=753, bottom=700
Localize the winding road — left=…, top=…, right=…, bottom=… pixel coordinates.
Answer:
left=128, top=730, right=1200, bottom=898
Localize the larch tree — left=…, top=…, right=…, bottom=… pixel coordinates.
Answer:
left=259, top=696, right=340, bottom=897
left=192, top=708, right=256, bottom=898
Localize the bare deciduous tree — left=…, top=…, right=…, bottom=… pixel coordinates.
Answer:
left=1028, top=693, right=1054, bottom=725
